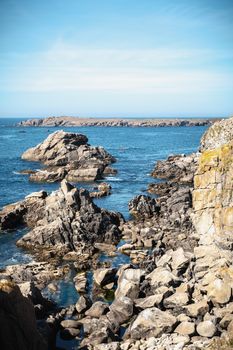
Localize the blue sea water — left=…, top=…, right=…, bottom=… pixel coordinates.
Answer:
left=0, top=118, right=208, bottom=348
left=0, top=118, right=207, bottom=268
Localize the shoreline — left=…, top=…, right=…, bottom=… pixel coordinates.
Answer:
left=17, top=116, right=221, bottom=127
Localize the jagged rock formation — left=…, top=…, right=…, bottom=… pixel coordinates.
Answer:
left=17, top=116, right=216, bottom=128
left=21, top=130, right=116, bottom=182
left=0, top=180, right=123, bottom=256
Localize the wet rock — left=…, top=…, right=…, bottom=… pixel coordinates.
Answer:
left=47, top=283, right=58, bottom=293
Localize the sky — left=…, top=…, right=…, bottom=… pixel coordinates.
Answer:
left=0, top=0, right=233, bottom=118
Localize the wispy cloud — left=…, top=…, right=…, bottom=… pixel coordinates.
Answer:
left=1, top=42, right=233, bottom=94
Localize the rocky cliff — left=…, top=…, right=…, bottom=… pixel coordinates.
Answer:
left=192, top=139, right=233, bottom=248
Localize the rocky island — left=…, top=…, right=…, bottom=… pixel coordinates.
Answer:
left=17, top=116, right=218, bottom=128
left=0, top=117, right=233, bottom=350
left=21, top=130, right=116, bottom=183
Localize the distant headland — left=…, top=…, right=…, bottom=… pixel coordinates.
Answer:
left=17, top=116, right=221, bottom=128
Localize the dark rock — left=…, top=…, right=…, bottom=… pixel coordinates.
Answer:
left=0, top=279, right=47, bottom=350
left=128, top=195, right=160, bottom=220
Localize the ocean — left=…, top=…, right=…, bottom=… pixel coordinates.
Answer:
left=0, top=117, right=208, bottom=349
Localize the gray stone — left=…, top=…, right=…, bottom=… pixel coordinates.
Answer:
left=128, top=307, right=177, bottom=340
left=196, top=321, right=216, bottom=337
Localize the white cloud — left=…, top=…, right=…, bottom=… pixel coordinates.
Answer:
left=1, top=42, right=233, bottom=94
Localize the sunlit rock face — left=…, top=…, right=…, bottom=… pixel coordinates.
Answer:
left=21, top=130, right=116, bottom=183
left=192, top=117, right=233, bottom=249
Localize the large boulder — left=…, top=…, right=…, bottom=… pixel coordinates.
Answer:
left=0, top=279, right=47, bottom=350
left=115, top=268, right=143, bottom=300
left=21, top=130, right=116, bottom=182
left=126, top=307, right=177, bottom=340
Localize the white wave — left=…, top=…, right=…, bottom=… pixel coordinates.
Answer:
left=105, top=176, right=122, bottom=182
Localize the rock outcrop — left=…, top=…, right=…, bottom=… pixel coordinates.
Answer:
left=0, top=180, right=123, bottom=256
left=17, top=116, right=216, bottom=128
left=192, top=117, right=233, bottom=248
left=0, top=279, right=47, bottom=350
left=21, top=130, right=116, bottom=182
left=200, top=116, right=233, bottom=151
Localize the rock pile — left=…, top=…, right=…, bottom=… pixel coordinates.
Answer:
left=127, top=153, right=200, bottom=253
left=21, top=130, right=116, bottom=182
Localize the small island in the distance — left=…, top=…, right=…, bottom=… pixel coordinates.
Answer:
left=17, top=116, right=221, bottom=128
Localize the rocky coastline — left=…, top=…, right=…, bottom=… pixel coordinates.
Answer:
left=17, top=116, right=218, bottom=128
left=0, top=117, right=233, bottom=350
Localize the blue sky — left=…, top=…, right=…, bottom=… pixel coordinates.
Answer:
left=1, top=0, right=233, bottom=118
